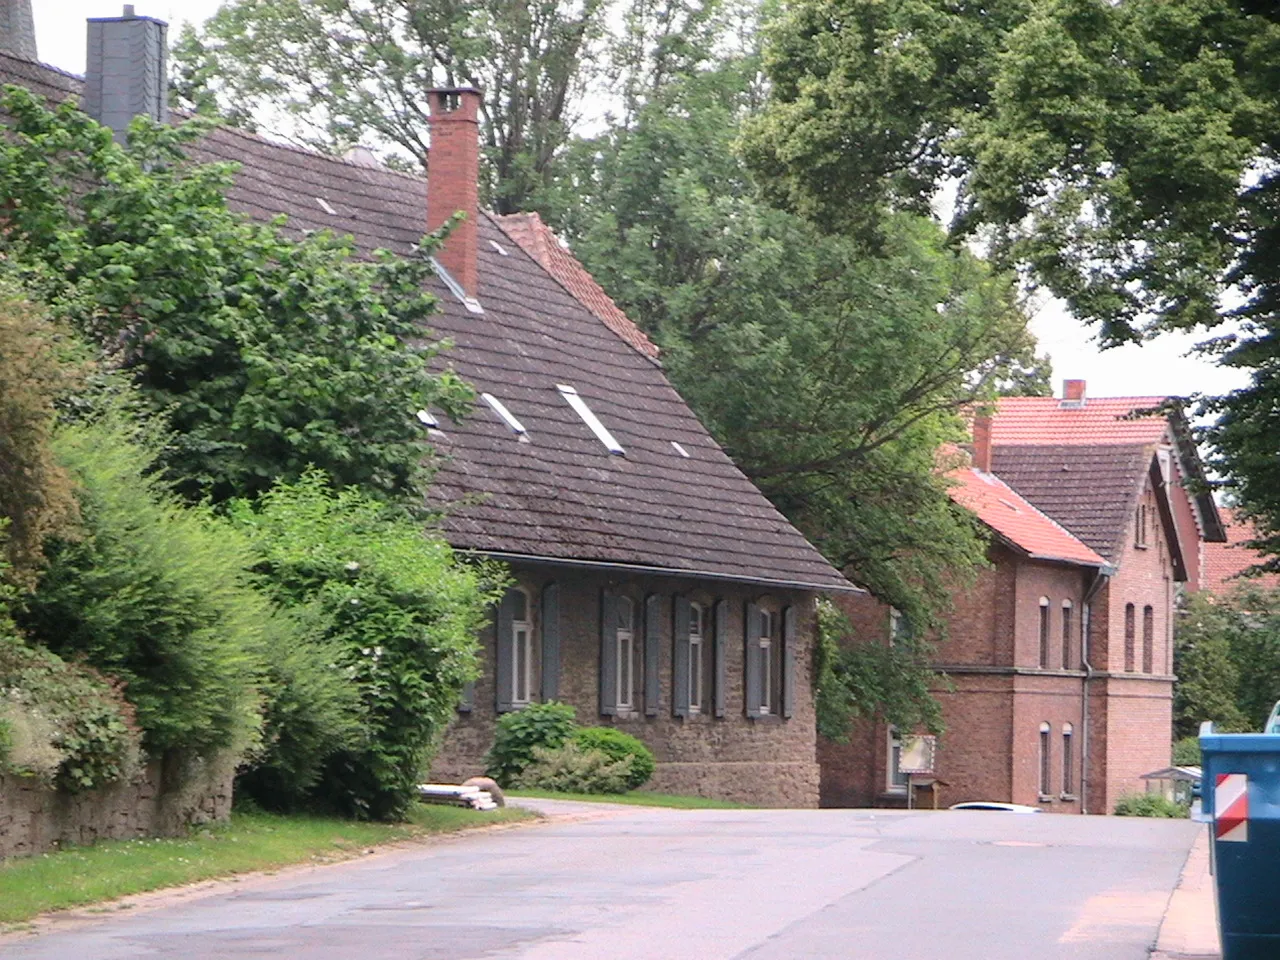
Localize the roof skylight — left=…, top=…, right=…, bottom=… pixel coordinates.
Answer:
left=481, top=393, right=528, bottom=439
left=429, top=256, right=484, bottom=315
left=671, top=441, right=691, bottom=458
left=489, top=239, right=510, bottom=256
left=557, top=384, right=624, bottom=455
left=315, top=196, right=338, bottom=215
left=415, top=408, right=439, bottom=428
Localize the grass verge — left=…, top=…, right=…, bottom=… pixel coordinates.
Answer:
left=507, top=789, right=750, bottom=809
left=0, top=803, right=533, bottom=925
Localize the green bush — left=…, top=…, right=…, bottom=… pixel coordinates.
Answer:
left=16, top=416, right=267, bottom=762
left=485, top=701, right=579, bottom=788
left=1172, top=736, right=1202, bottom=767
left=570, top=727, right=655, bottom=790
left=1113, top=793, right=1189, bottom=818
left=513, top=742, right=635, bottom=795
left=229, top=472, right=504, bottom=820
left=0, top=638, right=141, bottom=791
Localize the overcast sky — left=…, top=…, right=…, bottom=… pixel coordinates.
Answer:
left=35, top=0, right=1249, bottom=404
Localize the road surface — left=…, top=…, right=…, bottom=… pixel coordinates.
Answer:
left=0, top=800, right=1199, bottom=959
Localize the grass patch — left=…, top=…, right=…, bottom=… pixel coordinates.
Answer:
left=508, top=789, right=750, bottom=809
left=0, top=803, right=533, bottom=925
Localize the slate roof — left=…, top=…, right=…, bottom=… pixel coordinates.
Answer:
left=1203, top=508, right=1280, bottom=594
left=497, top=212, right=660, bottom=361
left=990, top=445, right=1150, bottom=562
left=3, top=53, right=851, bottom=593
left=948, top=467, right=1105, bottom=568
left=992, top=395, right=1172, bottom=446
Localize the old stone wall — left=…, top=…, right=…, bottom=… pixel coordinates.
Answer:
left=0, top=753, right=234, bottom=859
left=430, top=564, right=821, bottom=808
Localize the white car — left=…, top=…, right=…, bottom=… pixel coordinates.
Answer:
left=949, top=801, right=1043, bottom=814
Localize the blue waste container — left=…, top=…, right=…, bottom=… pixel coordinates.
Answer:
left=1199, top=722, right=1280, bottom=960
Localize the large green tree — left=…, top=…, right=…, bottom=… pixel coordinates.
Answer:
left=0, top=86, right=471, bottom=504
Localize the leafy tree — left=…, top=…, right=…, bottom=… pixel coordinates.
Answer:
left=172, top=0, right=608, bottom=212
left=1173, top=592, right=1249, bottom=739
left=228, top=472, right=506, bottom=819
left=0, top=85, right=471, bottom=505
left=0, top=286, right=84, bottom=587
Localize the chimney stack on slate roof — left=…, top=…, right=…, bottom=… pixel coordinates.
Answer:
left=0, top=0, right=36, bottom=61
left=1061, top=379, right=1086, bottom=407
left=426, top=88, right=482, bottom=298
left=85, top=6, right=168, bottom=144
left=972, top=412, right=993, bottom=473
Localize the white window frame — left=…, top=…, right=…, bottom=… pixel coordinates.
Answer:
left=1038, top=721, right=1052, bottom=799
left=1061, top=723, right=1075, bottom=798
left=758, top=607, right=775, bottom=715
left=1061, top=600, right=1073, bottom=670
left=616, top=596, right=634, bottom=711
left=887, top=726, right=908, bottom=793
left=1038, top=597, right=1050, bottom=669
left=688, top=602, right=704, bottom=714
left=510, top=588, right=533, bottom=707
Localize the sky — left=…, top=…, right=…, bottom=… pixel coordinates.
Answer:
left=34, top=0, right=1250, bottom=405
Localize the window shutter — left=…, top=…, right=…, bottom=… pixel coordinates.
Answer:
left=541, top=582, right=560, bottom=701
left=745, top=602, right=762, bottom=718
left=713, top=600, right=727, bottom=718
left=458, top=680, right=475, bottom=713
left=599, top=590, right=618, bottom=716
left=672, top=595, right=691, bottom=718
left=781, top=605, right=797, bottom=719
left=495, top=588, right=518, bottom=713
left=644, top=594, right=661, bottom=717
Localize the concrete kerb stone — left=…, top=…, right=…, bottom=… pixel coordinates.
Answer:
left=1151, top=826, right=1221, bottom=960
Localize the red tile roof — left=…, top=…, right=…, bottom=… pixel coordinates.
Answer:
left=497, top=212, right=661, bottom=361
left=992, top=396, right=1172, bottom=446
left=949, top=467, right=1106, bottom=567
left=1202, top=508, right=1280, bottom=594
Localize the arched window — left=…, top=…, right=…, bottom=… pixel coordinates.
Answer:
left=1038, top=598, right=1051, bottom=668
left=1061, top=600, right=1074, bottom=669
left=1143, top=606, right=1154, bottom=674
left=1124, top=603, right=1136, bottom=672
left=616, top=595, right=635, bottom=710
left=1038, top=722, right=1052, bottom=797
left=1062, top=723, right=1075, bottom=797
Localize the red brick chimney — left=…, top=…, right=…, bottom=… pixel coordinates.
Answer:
left=972, top=412, right=993, bottom=473
left=1062, top=379, right=1086, bottom=405
left=426, top=87, right=481, bottom=298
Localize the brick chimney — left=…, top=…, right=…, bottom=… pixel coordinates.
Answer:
left=0, top=0, right=37, bottom=61
left=426, top=88, right=482, bottom=298
left=972, top=413, right=993, bottom=473
left=85, top=6, right=169, bottom=144
left=1062, top=379, right=1086, bottom=406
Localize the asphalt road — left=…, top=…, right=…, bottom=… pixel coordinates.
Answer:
left=0, top=800, right=1200, bottom=960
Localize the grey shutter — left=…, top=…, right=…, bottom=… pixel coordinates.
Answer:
left=745, top=602, right=762, bottom=718
left=541, top=582, right=560, bottom=702
left=644, top=594, right=661, bottom=717
left=672, top=595, right=691, bottom=718
left=599, top=590, right=618, bottom=716
left=713, top=600, right=727, bottom=718
left=781, top=605, right=797, bottom=719
left=495, top=589, right=518, bottom=713
left=458, top=680, right=475, bottom=713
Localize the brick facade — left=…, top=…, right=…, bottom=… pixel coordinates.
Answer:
left=430, top=564, right=821, bottom=808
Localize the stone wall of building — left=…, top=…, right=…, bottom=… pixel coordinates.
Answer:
left=0, top=752, right=235, bottom=859
left=430, top=564, right=821, bottom=808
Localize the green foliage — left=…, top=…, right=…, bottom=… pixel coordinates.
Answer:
left=229, top=472, right=505, bottom=820
left=485, top=701, right=579, bottom=787
left=172, top=0, right=608, bottom=213
left=513, top=742, right=635, bottom=795
left=0, top=85, right=471, bottom=505
left=0, top=638, right=142, bottom=792
left=569, top=727, right=655, bottom=790
left=813, top=599, right=943, bottom=743
left=1113, top=793, right=1189, bottom=819
left=0, top=284, right=84, bottom=587
left=16, top=414, right=267, bottom=761
left=1172, top=736, right=1201, bottom=767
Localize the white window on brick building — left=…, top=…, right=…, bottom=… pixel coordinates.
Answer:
left=887, top=727, right=908, bottom=794
left=1124, top=603, right=1137, bottom=672
left=1061, top=600, right=1074, bottom=669
left=688, top=602, right=705, bottom=714
left=757, top=607, right=775, bottom=714
left=510, top=588, right=533, bottom=706
left=1038, top=722, right=1052, bottom=798
left=1062, top=723, right=1075, bottom=798
left=616, top=595, right=635, bottom=710
left=1143, top=605, right=1155, bottom=674
left=1038, top=597, right=1050, bottom=668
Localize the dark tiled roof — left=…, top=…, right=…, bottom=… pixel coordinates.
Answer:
left=991, top=445, right=1150, bottom=562
left=4, top=54, right=850, bottom=593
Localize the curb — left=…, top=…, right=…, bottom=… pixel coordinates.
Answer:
left=1151, top=827, right=1220, bottom=960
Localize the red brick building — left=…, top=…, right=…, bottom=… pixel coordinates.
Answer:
left=821, top=382, right=1225, bottom=814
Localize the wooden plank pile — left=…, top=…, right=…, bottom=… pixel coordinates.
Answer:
left=417, top=783, right=499, bottom=811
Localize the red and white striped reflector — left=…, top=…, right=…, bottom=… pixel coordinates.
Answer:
left=1215, top=773, right=1249, bottom=843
